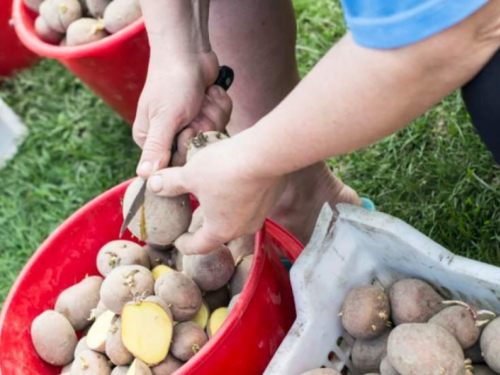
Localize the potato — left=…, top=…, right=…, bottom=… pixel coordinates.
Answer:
left=188, top=207, right=203, bottom=233
left=128, top=359, right=153, bottom=375
left=144, top=244, right=177, bottom=268
left=175, top=249, right=184, bottom=272
left=144, top=295, right=173, bottom=320
left=24, top=0, right=44, bottom=12
left=112, top=366, right=130, bottom=375
left=230, top=254, right=253, bottom=296
left=31, top=310, right=77, bottom=366
left=429, top=305, right=481, bottom=349
left=186, top=131, right=229, bottom=162
left=227, top=293, right=240, bottom=315
left=89, top=299, right=108, bottom=321
left=86, top=309, right=115, bottom=353
left=61, top=362, right=73, bottom=373
left=122, top=177, right=192, bottom=247
left=183, top=245, right=235, bottom=292
left=387, top=323, right=465, bottom=375
left=480, top=317, right=500, bottom=372
left=35, top=16, right=64, bottom=44
left=190, top=301, right=210, bottom=329
left=473, top=365, right=498, bottom=375
left=152, top=265, right=174, bottom=281
left=154, top=271, right=202, bottom=321
left=380, top=356, right=399, bottom=375
left=170, top=321, right=208, bottom=361
left=40, top=0, right=82, bottom=33
left=71, top=349, right=111, bottom=374
left=204, top=286, right=230, bottom=312
left=151, top=354, right=184, bottom=375
left=352, top=329, right=390, bottom=373
left=103, top=0, right=141, bottom=33
left=207, top=307, right=228, bottom=338
left=122, top=299, right=173, bottom=365
left=389, top=279, right=444, bottom=325
left=74, top=337, right=89, bottom=357
left=66, top=18, right=108, bottom=46
left=100, top=265, right=154, bottom=314
left=300, top=370, right=341, bottom=375
left=55, top=275, right=103, bottom=331
left=463, top=341, right=484, bottom=363
left=86, top=0, right=111, bottom=17
left=227, top=235, right=255, bottom=263
left=341, top=285, right=390, bottom=339
left=97, top=240, right=150, bottom=277
left=106, top=316, right=133, bottom=366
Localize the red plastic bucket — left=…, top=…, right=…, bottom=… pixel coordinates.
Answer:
left=0, top=179, right=303, bottom=375
left=0, top=0, right=37, bottom=77
left=12, top=0, right=149, bottom=124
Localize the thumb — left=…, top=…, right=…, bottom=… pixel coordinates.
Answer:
left=174, top=224, right=228, bottom=255
left=147, top=166, right=189, bottom=197
left=136, top=117, right=176, bottom=179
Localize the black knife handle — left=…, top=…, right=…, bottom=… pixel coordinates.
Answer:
left=214, top=66, right=234, bottom=91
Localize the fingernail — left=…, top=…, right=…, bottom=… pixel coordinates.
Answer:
left=138, top=161, right=153, bottom=175
left=149, top=175, right=163, bottom=192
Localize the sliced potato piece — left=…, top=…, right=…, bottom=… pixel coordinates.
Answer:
left=127, top=359, right=153, bottom=375
left=189, top=301, right=210, bottom=330
left=207, top=307, right=228, bottom=338
left=86, top=310, right=115, bottom=353
left=152, top=265, right=174, bottom=281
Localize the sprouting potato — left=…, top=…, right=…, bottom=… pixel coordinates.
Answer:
left=103, top=0, right=142, bottom=34
left=66, top=18, right=108, bottom=46
left=40, top=0, right=82, bottom=33
left=96, top=240, right=150, bottom=277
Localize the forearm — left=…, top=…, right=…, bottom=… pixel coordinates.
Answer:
left=140, top=0, right=211, bottom=53
left=237, top=1, right=500, bottom=178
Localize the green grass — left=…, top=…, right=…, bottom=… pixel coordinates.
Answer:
left=0, top=0, right=499, bottom=306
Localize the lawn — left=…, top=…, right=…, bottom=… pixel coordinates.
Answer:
left=1, top=0, right=499, bottom=306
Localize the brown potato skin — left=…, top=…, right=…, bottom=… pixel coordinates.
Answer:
left=480, top=317, right=500, bottom=372
left=227, top=235, right=255, bottom=263
left=144, top=244, right=177, bottom=268
left=352, top=329, right=391, bottom=373
left=389, top=279, right=444, bottom=325
left=154, top=271, right=202, bottom=321
left=429, top=305, right=481, bottom=349
left=111, top=366, right=130, bottom=375
left=171, top=321, right=208, bottom=361
left=380, top=356, right=400, bottom=375
left=300, top=370, right=341, bottom=375
left=151, top=354, right=184, bottom=375
left=341, top=285, right=390, bottom=339
left=106, top=316, right=133, bottom=366
left=387, top=323, right=465, bottom=375
left=122, top=178, right=192, bottom=247
left=66, top=18, right=108, bottom=46
left=230, top=254, right=253, bottom=296
left=227, top=293, right=240, bottom=315
left=74, top=337, right=89, bottom=357
left=35, top=16, right=64, bottom=44
left=71, top=349, right=111, bottom=374
left=40, top=0, right=82, bottom=33
left=103, top=0, right=142, bottom=33
left=144, top=295, right=173, bottom=320
left=31, top=310, right=77, bottom=366
left=183, top=245, right=235, bottom=292
left=132, top=359, right=153, bottom=375
left=55, top=275, right=103, bottom=331
left=97, top=240, right=150, bottom=276
left=204, top=286, right=230, bottom=312
left=100, top=265, right=154, bottom=314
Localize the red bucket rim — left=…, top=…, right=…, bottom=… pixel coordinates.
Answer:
left=12, top=0, right=147, bottom=60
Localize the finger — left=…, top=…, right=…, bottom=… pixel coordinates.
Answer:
left=147, top=166, right=189, bottom=197
left=171, top=127, right=197, bottom=166
left=174, top=224, right=229, bottom=255
left=136, top=117, right=175, bottom=179
left=132, top=104, right=149, bottom=148
left=202, top=86, right=233, bottom=132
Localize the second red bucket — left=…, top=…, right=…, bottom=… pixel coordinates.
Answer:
left=12, top=0, right=149, bottom=124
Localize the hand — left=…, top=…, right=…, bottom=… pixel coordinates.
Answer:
left=146, top=138, right=288, bottom=254
left=133, top=50, right=225, bottom=177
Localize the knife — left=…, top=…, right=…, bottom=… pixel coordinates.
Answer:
left=120, top=66, right=235, bottom=238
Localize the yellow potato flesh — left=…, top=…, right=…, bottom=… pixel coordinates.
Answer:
left=190, top=301, right=209, bottom=330
left=122, top=301, right=173, bottom=365
left=152, top=265, right=174, bottom=281
left=86, top=310, right=115, bottom=352
left=208, top=307, right=228, bottom=337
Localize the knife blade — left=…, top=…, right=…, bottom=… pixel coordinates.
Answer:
left=119, top=66, right=235, bottom=238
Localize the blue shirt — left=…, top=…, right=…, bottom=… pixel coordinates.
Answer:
left=341, top=0, right=489, bottom=49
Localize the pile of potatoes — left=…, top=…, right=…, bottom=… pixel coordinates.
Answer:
left=24, top=0, right=142, bottom=46
left=302, top=278, right=500, bottom=375
left=31, top=233, right=255, bottom=374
